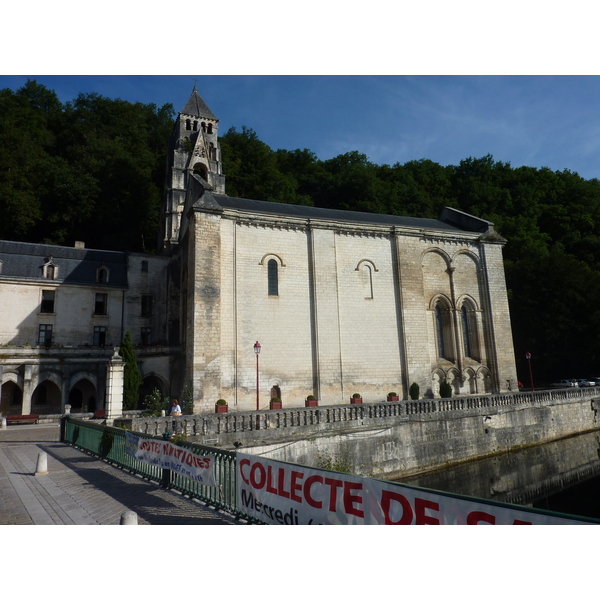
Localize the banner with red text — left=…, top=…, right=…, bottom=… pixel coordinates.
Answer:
left=125, top=432, right=216, bottom=486
left=236, top=453, right=595, bottom=525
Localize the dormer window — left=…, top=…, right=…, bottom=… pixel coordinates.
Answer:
left=97, top=266, right=109, bottom=284
left=42, top=259, right=58, bottom=280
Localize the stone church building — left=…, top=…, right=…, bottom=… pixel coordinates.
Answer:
left=0, top=86, right=518, bottom=417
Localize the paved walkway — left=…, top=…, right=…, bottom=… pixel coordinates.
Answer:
left=0, top=423, right=243, bottom=525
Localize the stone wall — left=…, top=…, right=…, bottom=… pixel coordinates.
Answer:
left=130, top=388, right=600, bottom=479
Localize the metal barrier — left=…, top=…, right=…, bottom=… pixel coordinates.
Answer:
left=61, top=416, right=252, bottom=521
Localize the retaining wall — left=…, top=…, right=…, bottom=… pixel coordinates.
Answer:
left=127, top=389, right=600, bottom=478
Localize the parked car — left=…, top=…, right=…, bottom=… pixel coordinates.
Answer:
left=576, top=379, right=595, bottom=387
left=589, top=377, right=600, bottom=386
left=550, top=379, right=578, bottom=388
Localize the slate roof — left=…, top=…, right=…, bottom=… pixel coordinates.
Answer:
left=211, top=194, right=482, bottom=233
left=180, top=86, right=218, bottom=121
left=0, top=240, right=128, bottom=286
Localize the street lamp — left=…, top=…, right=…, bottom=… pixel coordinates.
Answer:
left=526, top=352, right=534, bottom=392
left=254, top=341, right=261, bottom=411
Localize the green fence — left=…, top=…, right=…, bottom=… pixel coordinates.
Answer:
left=61, top=416, right=249, bottom=520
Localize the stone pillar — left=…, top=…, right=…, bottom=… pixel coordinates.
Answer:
left=22, top=364, right=34, bottom=415
left=106, top=348, right=125, bottom=419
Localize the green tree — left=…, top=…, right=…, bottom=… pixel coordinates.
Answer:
left=119, top=330, right=142, bottom=410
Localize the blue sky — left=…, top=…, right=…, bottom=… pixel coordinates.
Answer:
left=3, top=74, right=600, bottom=180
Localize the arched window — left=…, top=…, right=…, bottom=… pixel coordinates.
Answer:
left=207, top=123, right=213, bottom=134
left=185, top=119, right=191, bottom=131
left=193, top=120, right=198, bottom=131
left=435, top=305, right=446, bottom=359
left=461, top=302, right=480, bottom=361
left=462, top=305, right=472, bottom=358
left=268, top=259, right=278, bottom=296
left=434, top=299, right=454, bottom=361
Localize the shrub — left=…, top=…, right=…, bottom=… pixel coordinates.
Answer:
left=143, top=388, right=169, bottom=417
left=181, top=381, right=194, bottom=415
left=352, top=393, right=362, bottom=398
left=439, top=379, right=453, bottom=398
left=316, top=451, right=352, bottom=474
left=409, top=382, right=420, bottom=400
left=306, top=395, right=316, bottom=401
left=387, top=392, right=398, bottom=397
left=216, top=399, right=227, bottom=405
left=271, top=397, right=281, bottom=403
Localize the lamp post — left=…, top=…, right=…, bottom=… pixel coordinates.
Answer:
left=526, top=352, right=534, bottom=392
left=254, top=341, right=261, bottom=411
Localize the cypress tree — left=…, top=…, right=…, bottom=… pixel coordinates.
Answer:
left=119, top=330, right=142, bottom=410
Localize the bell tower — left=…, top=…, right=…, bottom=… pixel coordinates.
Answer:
left=159, top=86, right=226, bottom=252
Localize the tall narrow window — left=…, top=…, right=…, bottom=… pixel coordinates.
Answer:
left=41, top=290, right=55, bottom=313
left=141, top=260, right=148, bottom=273
left=94, top=293, right=107, bottom=315
left=38, top=324, right=53, bottom=347
left=141, top=294, right=153, bottom=317
left=268, top=259, right=278, bottom=296
left=461, top=303, right=480, bottom=361
left=435, top=305, right=446, bottom=359
left=185, top=119, right=191, bottom=130
left=462, top=305, right=472, bottom=358
left=93, top=326, right=106, bottom=347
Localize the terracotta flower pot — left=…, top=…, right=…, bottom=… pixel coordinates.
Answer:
left=305, top=399, right=318, bottom=407
left=270, top=401, right=282, bottom=410
left=387, top=395, right=399, bottom=402
left=350, top=396, right=362, bottom=404
left=215, top=404, right=228, bottom=413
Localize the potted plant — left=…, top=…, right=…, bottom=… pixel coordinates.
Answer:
left=387, top=391, right=399, bottom=402
left=350, top=393, right=362, bottom=404
left=270, top=397, right=282, bottom=410
left=215, top=399, right=228, bottom=413
left=305, top=394, right=318, bottom=407
left=409, top=382, right=420, bottom=400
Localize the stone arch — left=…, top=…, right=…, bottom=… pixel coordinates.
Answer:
left=1, top=370, right=23, bottom=388
left=259, top=253, right=286, bottom=267
left=447, top=368, right=462, bottom=395
left=1, top=380, right=23, bottom=415
left=422, top=247, right=452, bottom=270
left=68, top=377, right=98, bottom=413
left=69, top=371, right=98, bottom=391
left=354, top=259, right=379, bottom=272
left=451, top=248, right=480, bottom=266
left=477, top=366, right=493, bottom=393
left=31, top=380, right=62, bottom=415
left=192, top=162, right=208, bottom=181
left=463, top=367, right=477, bottom=394
left=139, top=373, right=168, bottom=409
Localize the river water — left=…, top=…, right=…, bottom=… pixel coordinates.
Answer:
left=394, top=429, right=600, bottom=521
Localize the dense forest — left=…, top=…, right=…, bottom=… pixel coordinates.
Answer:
left=3, top=80, right=600, bottom=385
